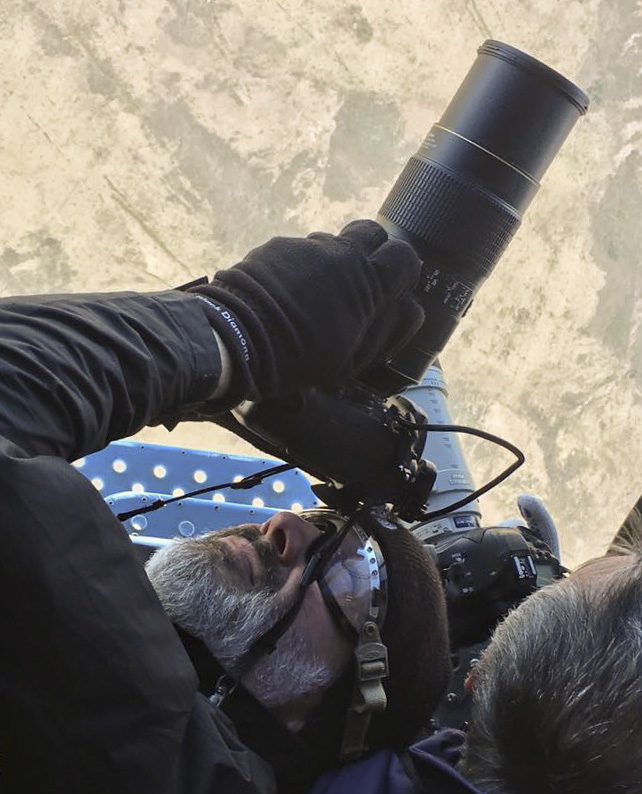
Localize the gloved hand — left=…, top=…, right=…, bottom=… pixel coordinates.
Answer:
left=191, top=220, right=424, bottom=399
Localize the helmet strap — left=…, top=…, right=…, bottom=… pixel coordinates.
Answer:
left=339, top=620, right=389, bottom=762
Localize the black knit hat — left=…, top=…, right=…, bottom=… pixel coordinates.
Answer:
left=361, top=512, right=451, bottom=747
left=178, top=511, right=451, bottom=792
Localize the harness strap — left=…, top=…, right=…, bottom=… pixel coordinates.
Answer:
left=340, top=621, right=389, bottom=761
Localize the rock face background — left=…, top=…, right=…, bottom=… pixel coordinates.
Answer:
left=1, top=0, right=641, bottom=566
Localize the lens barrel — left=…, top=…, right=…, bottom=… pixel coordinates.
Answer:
left=365, top=41, right=589, bottom=395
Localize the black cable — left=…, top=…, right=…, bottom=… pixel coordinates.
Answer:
left=396, top=420, right=525, bottom=523
left=116, top=462, right=294, bottom=522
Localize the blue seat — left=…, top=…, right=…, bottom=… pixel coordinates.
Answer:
left=75, top=440, right=320, bottom=553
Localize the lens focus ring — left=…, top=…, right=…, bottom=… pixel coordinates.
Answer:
left=379, top=156, right=521, bottom=277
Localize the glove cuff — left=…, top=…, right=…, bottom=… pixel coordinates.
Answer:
left=189, top=279, right=282, bottom=398
left=190, top=292, right=258, bottom=407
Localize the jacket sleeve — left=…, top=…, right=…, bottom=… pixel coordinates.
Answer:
left=0, top=289, right=224, bottom=460
left=0, top=290, right=275, bottom=794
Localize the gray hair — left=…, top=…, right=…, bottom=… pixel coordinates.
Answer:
left=460, top=554, right=642, bottom=793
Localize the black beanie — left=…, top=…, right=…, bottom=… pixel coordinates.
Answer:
left=362, top=513, right=451, bottom=748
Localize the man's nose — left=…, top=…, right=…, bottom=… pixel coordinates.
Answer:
left=261, top=512, right=321, bottom=567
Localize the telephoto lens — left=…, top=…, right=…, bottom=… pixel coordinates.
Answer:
left=364, top=41, right=589, bottom=395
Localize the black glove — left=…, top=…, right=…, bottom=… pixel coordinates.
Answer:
left=191, top=220, right=424, bottom=399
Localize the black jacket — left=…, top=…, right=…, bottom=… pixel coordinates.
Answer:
left=0, top=290, right=275, bottom=793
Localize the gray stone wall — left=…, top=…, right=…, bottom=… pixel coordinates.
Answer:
left=1, top=0, right=640, bottom=565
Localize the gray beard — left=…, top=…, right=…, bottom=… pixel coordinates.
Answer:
left=145, top=527, right=336, bottom=708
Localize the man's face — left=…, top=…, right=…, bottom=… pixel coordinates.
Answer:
left=145, top=511, right=354, bottom=707
left=212, top=511, right=354, bottom=669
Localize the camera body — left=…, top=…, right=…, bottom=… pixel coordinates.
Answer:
left=428, top=523, right=566, bottom=729
left=233, top=387, right=435, bottom=521
left=430, top=524, right=565, bottom=648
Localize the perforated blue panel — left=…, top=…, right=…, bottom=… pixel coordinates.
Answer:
left=75, top=440, right=320, bottom=548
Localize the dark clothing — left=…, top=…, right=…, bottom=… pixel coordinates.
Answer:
left=0, top=290, right=274, bottom=793
left=310, top=730, right=483, bottom=794
left=0, top=290, right=481, bottom=793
